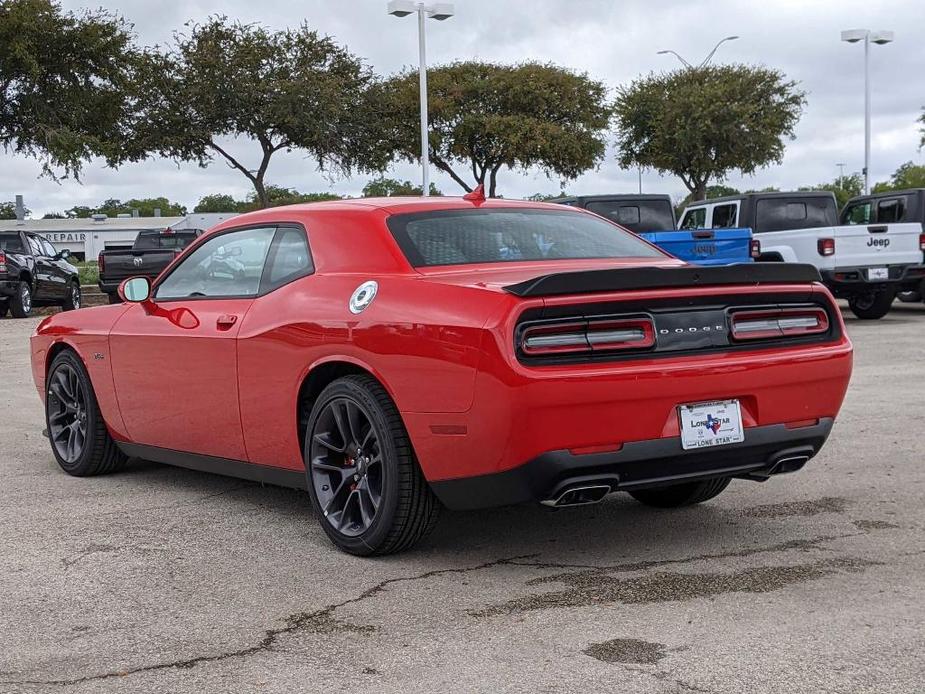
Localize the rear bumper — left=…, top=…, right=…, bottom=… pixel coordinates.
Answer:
left=98, top=279, right=122, bottom=294
left=430, top=419, right=833, bottom=510
left=820, top=264, right=925, bottom=295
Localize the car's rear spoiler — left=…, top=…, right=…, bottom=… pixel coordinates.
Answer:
left=502, top=263, right=822, bottom=298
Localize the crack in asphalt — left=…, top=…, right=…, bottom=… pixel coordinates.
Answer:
left=1, top=554, right=535, bottom=688
left=505, top=533, right=860, bottom=575
left=3, top=522, right=897, bottom=687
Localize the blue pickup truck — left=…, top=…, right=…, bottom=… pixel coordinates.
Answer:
left=553, top=194, right=757, bottom=265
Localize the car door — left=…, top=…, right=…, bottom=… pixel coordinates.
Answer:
left=109, top=225, right=277, bottom=461
left=26, top=234, right=56, bottom=298
left=40, top=238, right=69, bottom=298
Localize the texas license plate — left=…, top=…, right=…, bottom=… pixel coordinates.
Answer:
left=678, top=400, right=745, bottom=450
left=868, top=267, right=889, bottom=280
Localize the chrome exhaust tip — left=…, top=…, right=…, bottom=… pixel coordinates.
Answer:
left=541, top=484, right=611, bottom=508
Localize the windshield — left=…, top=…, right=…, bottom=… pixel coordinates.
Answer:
left=0, top=233, right=25, bottom=253
left=134, top=231, right=199, bottom=250
left=755, top=197, right=837, bottom=232
left=387, top=208, right=664, bottom=267
left=584, top=200, right=675, bottom=233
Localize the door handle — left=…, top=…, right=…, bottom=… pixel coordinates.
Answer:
left=216, top=314, right=238, bottom=329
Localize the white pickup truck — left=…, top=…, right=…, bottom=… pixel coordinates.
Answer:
left=679, top=191, right=925, bottom=319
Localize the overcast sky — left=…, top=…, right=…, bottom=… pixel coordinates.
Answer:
left=5, top=0, right=925, bottom=216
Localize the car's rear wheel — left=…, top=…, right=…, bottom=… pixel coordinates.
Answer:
left=62, top=281, right=81, bottom=311
left=848, top=290, right=895, bottom=320
left=628, top=477, right=731, bottom=508
left=304, top=375, right=440, bottom=556
left=10, top=280, right=32, bottom=318
left=46, top=350, right=126, bottom=476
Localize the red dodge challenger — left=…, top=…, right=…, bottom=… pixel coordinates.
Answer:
left=31, top=192, right=853, bottom=555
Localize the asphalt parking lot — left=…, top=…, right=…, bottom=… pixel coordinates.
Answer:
left=1, top=306, right=923, bottom=694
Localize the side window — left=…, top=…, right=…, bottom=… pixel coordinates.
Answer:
left=876, top=198, right=905, bottom=224
left=41, top=239, right=58, bottom=257
left=711, top=204, right=738, bottom=228
left=155, top=227, right=276, bottom=300
left=27, top=235, right=43, bottom=256
left=843, top=201, right=872, bottom=225
left=680, top=207, right=706, bottom=230
left=263, top=227, right=313, bottom=290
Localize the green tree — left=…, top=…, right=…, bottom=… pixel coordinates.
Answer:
left=676, top=184, right=740, bottom=212
left=194, top=194, right=242, bottom=213
left=133, top=18, right=385, bottom=208
left=362, top=177, right=441, bottom=197
left=63, top=206, right=94, bottom=218
left=799, top=173, right=863, bottom=208
left=0, top=0, right=143, bottom=178
left=241, top=185, right=342, bottom=210
left=0, top=201, right=28, bottom=219
left=378, top=61, right=611, bottom=197
left=526, top=191, right=570, bottom=201
left=872, top=161, right=925, bottom=193
left=613, top=65, right=806, bottom=200
left=94, top=197, right=187, bottom=217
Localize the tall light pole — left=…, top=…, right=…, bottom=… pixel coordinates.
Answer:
left=657, top=36, right=739, bottom=69
left=837, top=162, right=846, bottom=181
left=387, top=2, right=454, bottom=196
left=841, top=29, right=894, bottom=195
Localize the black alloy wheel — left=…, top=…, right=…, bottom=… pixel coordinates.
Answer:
left=309, top=397, right=384, bottom=537
left=47, top=363, right=89, bottom=464
left=11, top=281, right=31, bottom=318
left=45, top=350, right=126, bottom=476
left=304, top=375, right=441, bottom=556
left=63, top=282, right=81, bottom=311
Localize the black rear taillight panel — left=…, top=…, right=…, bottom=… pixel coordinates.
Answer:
left=515, top=293, right=840, bottom=365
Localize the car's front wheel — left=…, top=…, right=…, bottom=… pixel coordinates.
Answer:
left=10, top=280, right=32, bottom=318
left=304, top=375, right=441, bottom=556
left=46, top=350, right=126, bottom=476
left=848, top=290, right=895, bottom=320
left=62, top=281, right=81, bottom=311
left=628, top=477, right=731, bottom=508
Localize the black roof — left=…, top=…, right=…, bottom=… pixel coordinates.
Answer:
left=551, top=194, right=673, bottom=204
left=844, top=188, right=925, bottom=204
left=685, top=190, right=838, bottom=207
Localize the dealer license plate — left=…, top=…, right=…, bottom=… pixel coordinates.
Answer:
left=868, top=267, right=889, bottom=280
left=678, top=400, right=744, bottom=450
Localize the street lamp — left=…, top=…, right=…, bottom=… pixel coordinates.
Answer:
left=841, top=28, right=894, bottom=194
left=657, top=36, right=739, bottom=69
left=387, top=1, right=455, bottom=196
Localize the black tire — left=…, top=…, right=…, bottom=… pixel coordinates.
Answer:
left=62, top=281, right=81, bottom=311
left=10, top=280, right=32, bottom=318
left=897, top=290, right=922, bottom=303
left=304, top=375, right=441, bottom=556
left=848, top=290, right=895, bottom=320
left=107, top=293, right=122, bottom=305
left=0, top=300, right=8, bottom=318
left=45, top=350, right=127, bottom=476
left=629, top=477, right=731, bottom=508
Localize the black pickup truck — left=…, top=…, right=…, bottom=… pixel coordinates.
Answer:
left=0, top=230, right=81, bottom=318
left=98, top=228, right=201, bottom=303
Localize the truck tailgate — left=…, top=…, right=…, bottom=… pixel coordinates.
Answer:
left=832, top=222, right=923, bottom=269
left=640, top=228, right=753, bottom=266
left=100, top=249, right=178, bottom=282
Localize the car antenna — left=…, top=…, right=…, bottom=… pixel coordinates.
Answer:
left=463, top=184, right=486, bottom=204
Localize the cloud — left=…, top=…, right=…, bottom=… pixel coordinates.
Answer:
left=5, top=0, right=923, bottom=216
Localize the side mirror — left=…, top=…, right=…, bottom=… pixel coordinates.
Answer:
left=55, top=249, right=71, bottom=261
left=119, top=277, right=151, bottom=303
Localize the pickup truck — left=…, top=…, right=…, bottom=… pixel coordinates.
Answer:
left=841, top=188, right=925, bottom=302
left=98, top=228, right=201, bottom=303
left=555, top=194, right=758, bottom=265
left=0, top=230, right=80, bottom=318
left=679, top=191, right=925, bottom=319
